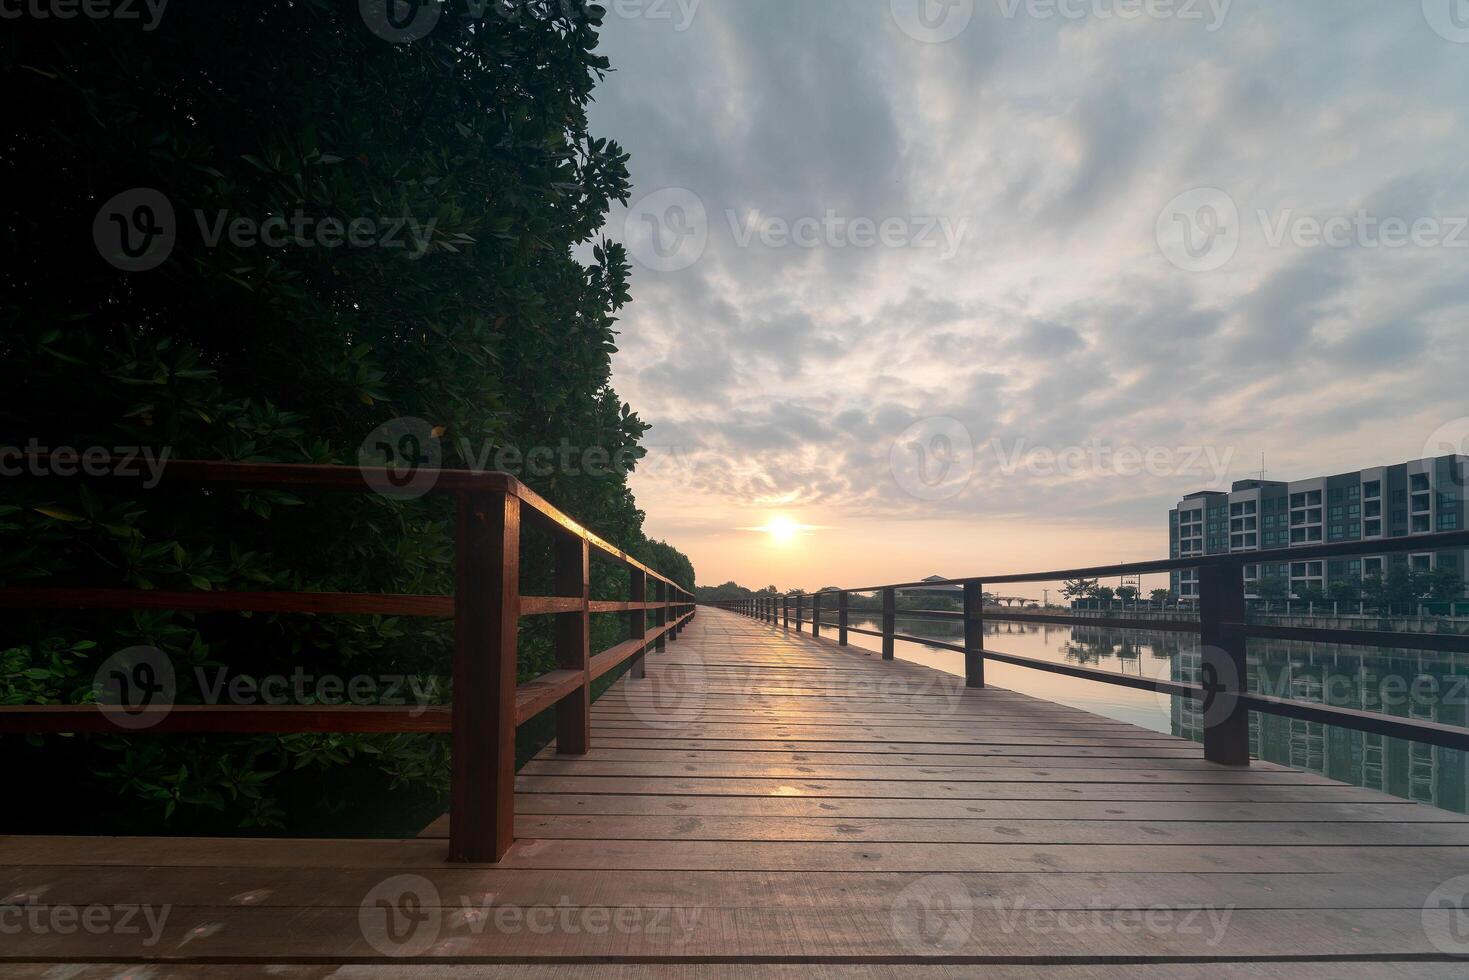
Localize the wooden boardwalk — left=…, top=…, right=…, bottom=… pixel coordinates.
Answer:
left=4, top=607, right=1469, bottom=974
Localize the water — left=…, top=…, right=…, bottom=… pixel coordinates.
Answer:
left=835, top=614, right=1469, bottom=814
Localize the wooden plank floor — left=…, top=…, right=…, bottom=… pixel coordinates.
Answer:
left=4, top=607, right=1469, bottom=975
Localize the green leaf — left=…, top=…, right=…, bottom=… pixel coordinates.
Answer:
left=34, top=506, right=83, bottom=522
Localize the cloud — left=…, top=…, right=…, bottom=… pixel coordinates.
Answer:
left=587, top=0, right=1469, bottom=558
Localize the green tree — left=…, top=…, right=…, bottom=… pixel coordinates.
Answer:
left=1256, top=576, right=1290, bottom=601
left=1420, top=567, right=1466, bottom=601
left=1062, top=578, right=1098, bottom=600
left=1149, top=589, right=1173, bottom=604
left=1, top=3, right=691, bottom=834
left=1363, top=566, right=1417, bottom=612
left=1116, top=586, right=1139, bottom=603
left=1294, top=584, right=1328, bottom=604
left=1088, top=585, right=1116, bottom=602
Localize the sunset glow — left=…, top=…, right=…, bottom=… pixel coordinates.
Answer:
left=745, top=515, right=817, bottom=545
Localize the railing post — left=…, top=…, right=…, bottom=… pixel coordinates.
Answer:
left=655, top=580, right=668, bottom=652
left=838, top=591, right=849, bottom=646
left=812, top=592, right=822, bottom=639
left=450, top=489, right=520, bottom=863
left=783, top=594, right=790, bottom=629
left=669, top=586, right=680, bottom=641
left=963, top=581, right=985, bottom=689
left=553, top=535, right=591, bottom=756
left=795, top=593, right=804, bottom=633
left=881, top=587, right=895, bottom=660
left=630, top=567, right=647, bottom=681
left=1200, top=560, right=1250, bottom=767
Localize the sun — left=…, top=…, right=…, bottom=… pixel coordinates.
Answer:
left=766, top=515, right=800, bottom=543
left=739, top=514, right=818, bottom=545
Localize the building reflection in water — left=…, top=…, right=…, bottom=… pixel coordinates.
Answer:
left=860, top=615, right=1469, bottom=814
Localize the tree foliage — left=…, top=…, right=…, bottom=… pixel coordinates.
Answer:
left=1061, top=578, right=1098, bottom=600
left=0, top=2, right=692, bottom=834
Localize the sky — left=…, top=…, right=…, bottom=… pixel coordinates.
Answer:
left=583, top=0, right=1469, bottom=594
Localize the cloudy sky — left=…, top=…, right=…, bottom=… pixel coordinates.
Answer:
left=584, top=0, right=1469, bottom=592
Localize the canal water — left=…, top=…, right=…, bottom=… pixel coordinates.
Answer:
left=839, top=614, right=1469, bottom=814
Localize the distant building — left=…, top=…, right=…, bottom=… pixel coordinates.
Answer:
left=915, top=575, right=962, bottom=593
left=1168, top=455, right=1468, bottom=600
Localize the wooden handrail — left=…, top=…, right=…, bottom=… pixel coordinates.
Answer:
left=1, top=458, right=696, bottom=863
left=711, top=530, right=1469, bottom=763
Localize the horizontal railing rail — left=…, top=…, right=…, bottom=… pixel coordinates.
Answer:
left=709, top=528, right=1469, bottom=762
left=0, top=457, right=695, bottom=862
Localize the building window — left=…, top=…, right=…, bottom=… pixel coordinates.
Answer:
left=1441, top=513, right=1461, bottom=530
left=1411, top=474, right=1431, bottom=492
left=1365, top=519, right=1382, bottom=537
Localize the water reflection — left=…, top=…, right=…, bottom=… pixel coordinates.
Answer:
left=839, top=614, right=1469, bottom=814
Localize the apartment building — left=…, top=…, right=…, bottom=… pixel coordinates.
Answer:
left=1168, top=454, right=1468, bottom=600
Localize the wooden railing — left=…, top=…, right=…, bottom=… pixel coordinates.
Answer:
left=0, top=459, right=694, bottom=862
left=711, top=529, right=1469, bottom=764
